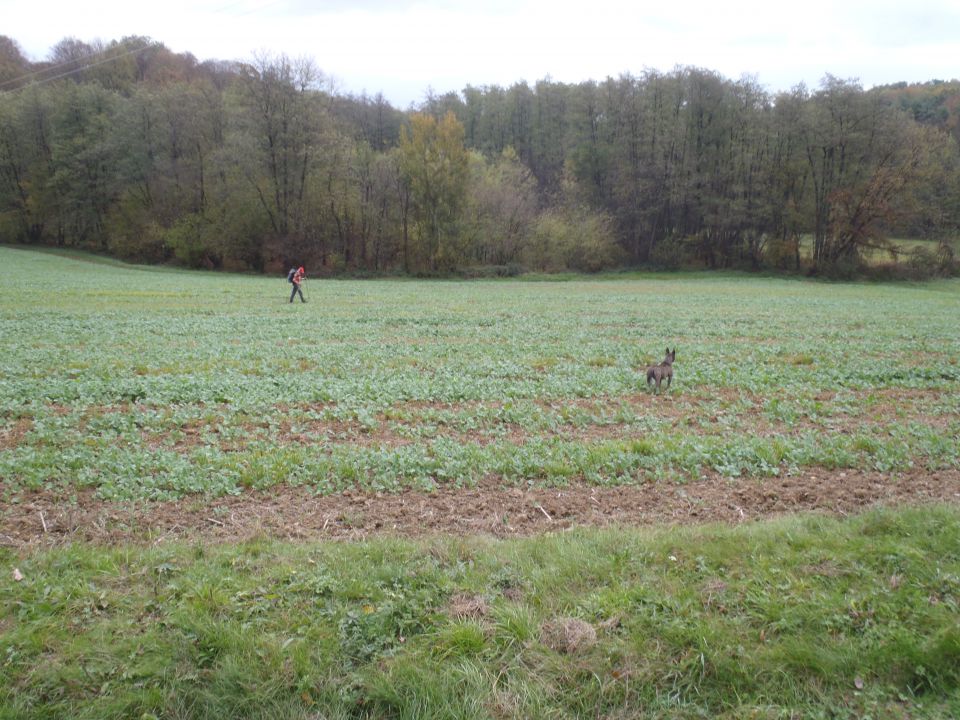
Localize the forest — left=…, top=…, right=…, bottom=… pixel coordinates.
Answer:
left=1, top=35, right=959, bottom=277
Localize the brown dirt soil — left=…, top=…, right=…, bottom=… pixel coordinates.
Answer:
left=2, top=468, right=960, bottom=549
left=0, top=418, right=33, bottom=451
left=540, top=617, right=597, bottom=654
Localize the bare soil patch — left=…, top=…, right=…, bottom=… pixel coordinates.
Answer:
left=0, top=418, right=32, bottom=451
left=540, top=617, right=597, bottom=654
left=2, top=469, right=959, bottom=549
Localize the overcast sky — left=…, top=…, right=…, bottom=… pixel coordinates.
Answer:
left=4, top=0, right=959, bottom=107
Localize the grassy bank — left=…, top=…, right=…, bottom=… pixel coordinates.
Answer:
left=3, top=506, right=960, bottom=719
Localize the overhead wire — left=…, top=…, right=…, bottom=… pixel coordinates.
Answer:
left=0, top=43, right=120, bottom=91
left=0, top=0, right=291, bottom=95
left=0, top=41, right=155, bottom=95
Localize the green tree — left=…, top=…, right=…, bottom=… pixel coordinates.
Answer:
left=47, top=82, right=120, bottom=249
left=0, top=84, right=67, bottom=245
left=462, top=147, right=539, bottom=266
left=0, top=35, right=30, bottom=89
left=827, top=119, right=958, bottom=263
left=398, top=111, right=469, bottom=272
left=229, top=53, right=327, bottom=248
left=801, top=76, right=950, bottom=269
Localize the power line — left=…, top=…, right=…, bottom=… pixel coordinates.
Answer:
left=0, top=40, right=152, bottom=91
left=0, top=46, right=100, bottom=91
left=0, top=41, right=155, bottom=96
left=0, top=0, right=290, bottom=95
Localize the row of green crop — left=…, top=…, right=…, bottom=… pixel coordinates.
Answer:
left=3, top=383, right=957, bottom=437
left=3, top=420, right=958, bottom=501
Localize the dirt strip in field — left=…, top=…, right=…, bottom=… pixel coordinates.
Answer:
left=2, top=469, right=960, bottom=549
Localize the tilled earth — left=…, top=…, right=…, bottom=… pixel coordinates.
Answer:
left=3, top=468, right=960, bottom=548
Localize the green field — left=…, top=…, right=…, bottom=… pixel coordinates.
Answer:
left=1, top=247, right=959, bottom=500
left=2, top=247, right=960, bottom=718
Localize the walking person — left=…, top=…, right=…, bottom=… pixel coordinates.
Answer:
left=288, top=265, right=306, bottom=303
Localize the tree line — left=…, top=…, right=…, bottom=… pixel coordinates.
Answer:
left=1, top=35, right=958, bottom=277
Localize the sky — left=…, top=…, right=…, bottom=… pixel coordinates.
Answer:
left=3, top=0, right=959, bottom=107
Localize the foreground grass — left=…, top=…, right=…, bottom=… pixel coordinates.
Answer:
left=3, top=506, right=959, bottom=719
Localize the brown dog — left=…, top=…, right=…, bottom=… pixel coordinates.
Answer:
left=646, top=348, right=676, bottom=393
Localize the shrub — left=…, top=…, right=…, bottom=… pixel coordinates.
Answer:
left=459, top=263, right=526, bottom=279
left=104, top=194, right=169, bottom=263
left=765, top=234, right=801, bottom=271
left=648, top=233, right=688, bottom=270
left=525, top=208, right=623, bottom=273
left=907, top=245, right=940, bottom=276
left=164, top=213, right=221, bottom=269
left=936, top=239, right=959, bottom=275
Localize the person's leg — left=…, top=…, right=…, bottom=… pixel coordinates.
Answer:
left=290, top=284, right=297, bottom=303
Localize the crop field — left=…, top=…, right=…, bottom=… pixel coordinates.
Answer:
left=1, top=247, right=959, bottom=518
left=2, top=247, right=960, bottom=718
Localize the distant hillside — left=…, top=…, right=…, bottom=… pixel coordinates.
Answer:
left=878, top=80, right=960, bottom=142
left=1, top=34, right=958, bottom=279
